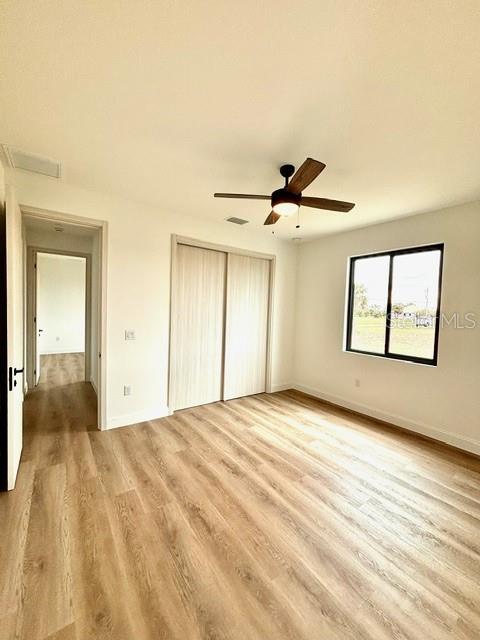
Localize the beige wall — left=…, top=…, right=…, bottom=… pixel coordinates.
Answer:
left=9, top=169, right=297, bottom=429
left=294, top=201, right=480, bottom=455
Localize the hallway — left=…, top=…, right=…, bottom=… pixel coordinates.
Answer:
left=1, top=353, right=98, bottom=638
left=37, top=353, right=86, bottom=389
left=25, top=352, right=95, bottom=436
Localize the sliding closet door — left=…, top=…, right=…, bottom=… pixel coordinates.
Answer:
left=223, top=254, right=270, bottom=400
left=173, top=244, right=226, bottom=410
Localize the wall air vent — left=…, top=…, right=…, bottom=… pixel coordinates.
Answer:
left=225, top=216, right=249, bottom=225
left=0, top=144, right=62, bottom=178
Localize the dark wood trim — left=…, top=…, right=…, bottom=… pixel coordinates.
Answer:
left=345, top=256, right=356, bottom=351
left=384, top=254, right=394, bottom=354
left=432, top=244, right=444, bottom=364
left=0, top=206, right=8, bottom=490
left=346, top=243, right=445, bottom=366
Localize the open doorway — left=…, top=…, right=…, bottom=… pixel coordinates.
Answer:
left=33, top=251, right=89, bottom=388
left=1, top=203, right=107, bottom=490
left=23, top=211, right=106, bottom=430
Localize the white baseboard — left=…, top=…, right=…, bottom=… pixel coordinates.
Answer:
left=40, top=349, right=85, bottom=355
left=106, top=405, right=170, bottom=430
left=270, top=383, right=294, bottom=393
left=89, top=377, right=98, bottom=395
left=293, top=383, right=480, bottom=457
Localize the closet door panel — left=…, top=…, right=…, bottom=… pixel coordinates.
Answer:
left=223, top=254, right=270, bottom=400
left=174, top=245, right=226, bottom=410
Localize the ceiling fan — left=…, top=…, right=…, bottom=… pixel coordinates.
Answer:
left=214, top=157, right=355, bottom=225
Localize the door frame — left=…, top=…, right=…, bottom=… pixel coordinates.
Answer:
left=27, top=247, right=92, bottom=387
left=0, top=199, right=8, bottom=489
left=21, top=205, right=108, bottom=430
left=168, top=234, right=276, bottom=413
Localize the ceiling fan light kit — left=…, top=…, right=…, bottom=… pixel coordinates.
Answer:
left=271, top=188, right=300, bottom=217
left=214, top=157, right=355, bottom=226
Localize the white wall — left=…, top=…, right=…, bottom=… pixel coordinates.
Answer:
left=37, top=253, right=86, bottom=354
left=294, top=201, right=480, bottom=455
left=9, top=170, right=297, bottom=429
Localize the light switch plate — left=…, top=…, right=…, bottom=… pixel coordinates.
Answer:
left=125, top=329, right=135, bottom=341
left=124, top=385, right=132, bottom=396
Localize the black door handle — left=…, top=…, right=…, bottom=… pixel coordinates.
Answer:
left=8, top=366, right=24, bottom=391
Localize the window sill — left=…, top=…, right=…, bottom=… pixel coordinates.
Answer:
left=343, top=348, right=438, bottom=367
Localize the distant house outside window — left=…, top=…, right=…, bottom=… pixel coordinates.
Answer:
left=345, top=244, right=444, bottom=365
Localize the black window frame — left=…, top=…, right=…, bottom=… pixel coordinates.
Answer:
left=345, top=243, right=444, bottom=366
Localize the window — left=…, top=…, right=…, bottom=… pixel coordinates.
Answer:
left=345, top=244, right=444, bottom=365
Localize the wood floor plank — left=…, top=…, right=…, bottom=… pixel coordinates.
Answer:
left=150, top=452, right=308, bottom=640
left=43, top=622, right=77, bottom=640
left=66, top=476, right=135, bottom=639
left=19, top=463, right=73, bottom=640
left=1, top=354, right=480, bottom=639
left=0, top=461, right=35, bottom=618
left=109, top=489, right=177, bottom=639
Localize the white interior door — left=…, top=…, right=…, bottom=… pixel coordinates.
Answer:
left=223, top=254, right=270, bottom=401
left=35, top=336, right=41, bottom=385
left=34, top=254, right=41, bottom=384
left=5, top=187, right=24, bottom=490
left=173, top=244, right=226, bottom=410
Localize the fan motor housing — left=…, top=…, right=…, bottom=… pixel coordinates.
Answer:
left=271, top=188, right=301, bottom=208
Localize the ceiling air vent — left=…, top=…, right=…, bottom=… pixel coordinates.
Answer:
left=1, top=144, right=62, bottom=178
left=225, top=216, right=249, bottom=225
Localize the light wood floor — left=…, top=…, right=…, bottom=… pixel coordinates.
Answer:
left=38, top=352, right=86, bottom=388
left=1, top=355, right=480, bottom=639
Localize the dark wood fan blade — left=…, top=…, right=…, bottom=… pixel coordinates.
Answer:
left=264, top=211, right=281, bottom=225
left=214, top=193, right=271, bottom=200
left=301, top=196, right=355, bottom=212
left=286, top=158, right=326, bottom=194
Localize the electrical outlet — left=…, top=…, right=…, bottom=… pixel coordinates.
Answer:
left=124, top=385, right=132, bottom=396
left=125, top=329, right=135, bottom=341
left=355, top=378, right=360, bottom=388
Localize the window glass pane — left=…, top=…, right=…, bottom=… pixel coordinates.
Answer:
left=350, top=255, right=389, bottom=354
left=388, top=250, right=441, bottom=360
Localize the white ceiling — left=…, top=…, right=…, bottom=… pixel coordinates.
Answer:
left=1, top=1, right=480, bottom=240
left=23, top=216, right=98, bottom=238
